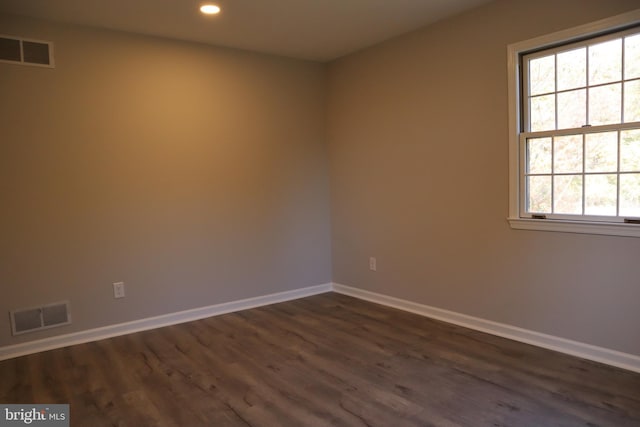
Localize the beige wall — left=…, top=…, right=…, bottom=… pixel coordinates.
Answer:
left=3, top=0, right=640, bottom=359
left=0, top=15, right=330, bottom=346
left=327, top=0, right=640, bottom=356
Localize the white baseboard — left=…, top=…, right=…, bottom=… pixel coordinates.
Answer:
left=332, top=283, right=640, bottom=374
left=4, top=281, right=639, bottom=374
left=0, top=283, right=332, bottom=361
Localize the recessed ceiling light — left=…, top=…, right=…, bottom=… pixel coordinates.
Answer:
left=200, top=4, right=221, bottom=15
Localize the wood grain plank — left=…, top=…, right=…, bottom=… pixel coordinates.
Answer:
left=0, top=293, right=638, bottom=426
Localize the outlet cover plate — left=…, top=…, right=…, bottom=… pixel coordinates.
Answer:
left=113, top=282, right=125, bottom=298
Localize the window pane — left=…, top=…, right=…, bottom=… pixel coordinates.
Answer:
left=585, top=131, right=618, bottom=172
left=620, top=173, right=640, bottom=217
left=621, top=129, right=640, bottom=172
left=530, top=94, right=555, bottom=131
left=557, top=47, right=586, bottom=91
left=554, top=175, right=583, bottom=214
left=527, top=137, right=552, bottom=173
left=528, top=176, right=551, bottom=213
left=624, top=80, right=640, bottom=123
left=624, top=33, right=640, bottom=80
left=589, top=83, right=621, bottom=125
left=529, top=55, right=555, bottom=95
left=557, top=89, right=586, bottom=129
left=589, top=38, right=622, bottom=85
left=554, top=134, right=583, bottom=173
left=585, top=174, right=617, bottom=216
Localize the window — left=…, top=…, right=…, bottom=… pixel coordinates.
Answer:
left=508, top=10, right=640, bottom=237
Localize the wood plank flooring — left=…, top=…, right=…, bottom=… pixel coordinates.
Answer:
left=1, top=292, right=639, bottom=426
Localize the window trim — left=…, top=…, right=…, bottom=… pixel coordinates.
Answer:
left=507, top=9, right=640, bottom=238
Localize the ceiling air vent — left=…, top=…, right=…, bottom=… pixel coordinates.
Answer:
left=10, top=301, right=71, bottom=335
left=0, top=35, right=54, bottom=67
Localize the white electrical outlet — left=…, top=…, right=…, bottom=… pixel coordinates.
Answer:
left=113, top=282, right=125, bottom=299
left=369, top=257, right=377, bottom=271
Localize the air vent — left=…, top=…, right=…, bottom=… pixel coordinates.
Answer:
left=0, top=35, right=54, bottom=67
left=10, top=301, right=71, bottom=335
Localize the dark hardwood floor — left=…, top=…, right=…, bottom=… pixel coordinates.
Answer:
left=1, top=292, right=639, bottom=426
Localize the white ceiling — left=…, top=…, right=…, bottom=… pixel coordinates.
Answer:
left=0, top=0, right=493, bottom=62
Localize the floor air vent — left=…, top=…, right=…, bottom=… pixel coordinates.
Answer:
left=0, top=35, right=54, bottom=67
left=10, top=301, right=71, bottom=335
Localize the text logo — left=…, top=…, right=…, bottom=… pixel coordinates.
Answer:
left=1, top=405, right=69, bottom=427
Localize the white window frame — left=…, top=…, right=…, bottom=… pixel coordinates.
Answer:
left=507, top=9, right=640, bottom=238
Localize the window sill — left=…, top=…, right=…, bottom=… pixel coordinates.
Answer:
left=507, top=217, right=640, bottom=238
